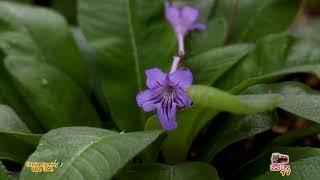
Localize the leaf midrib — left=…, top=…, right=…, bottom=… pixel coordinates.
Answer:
left=57, top=133, right=118, bottom=179
left=229, top=64, right=320, bottom=94
left=127, top=0, right=145, bottom=126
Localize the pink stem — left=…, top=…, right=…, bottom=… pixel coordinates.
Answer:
left=178, top=34, right=185, bottom=56
left=169, top=56, right=180, bottom=74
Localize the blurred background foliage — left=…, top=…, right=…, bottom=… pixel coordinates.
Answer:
left=1, top=0, right=320, bottom=179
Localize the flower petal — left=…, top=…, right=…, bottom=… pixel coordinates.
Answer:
left=146, top=68, right=166, bottom=89
left=165, top=5, right=181, bottom=27
left=191, top=22, right=207, bottom=31
left=157, top=100, right=177, bottom=131
left=181, top=6, right=199, bottom=27
left=169, top=69, right=193, bottom=90
left=175, top=89, right=192, bottom=108
left=136, top=89, right=160, bottom=112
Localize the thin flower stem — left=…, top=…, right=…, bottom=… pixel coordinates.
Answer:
left=169, top=56, right=180, bottom=74
left=178, top=33, right=185, bottom=55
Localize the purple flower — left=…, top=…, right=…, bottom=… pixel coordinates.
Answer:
left=137, top=68, right=193, bottom=130
left=165, top=4, right=206, bottom=55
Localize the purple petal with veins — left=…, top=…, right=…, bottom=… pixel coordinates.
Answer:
left=136, top=67, right=193, bottom=131
left=145, top=68, right=166, bottom=88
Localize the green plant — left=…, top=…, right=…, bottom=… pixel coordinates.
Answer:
left=1, top=0, right=320, bottom=179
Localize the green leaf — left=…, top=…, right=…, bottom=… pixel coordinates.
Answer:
left=186, top=44, right=254, bottom=85
left=0, top=2, right=99, bottom=131
left=214, top=0, right=301, bottom=42
left=245, top=82, right=320, bottom=147
left=244, top=81, right=320, bottom=124
left=71, top=27, right=113, bottom=124
left=0, top=37, right=41, bottom=132
left=269, top=124, right=320, bottom=147
left=78, top=0, right=176, bottom=131
left=5, top=58, right=101, bottom=130
left=0, top=58, right=41, bottom=132
left=119, top=163, right=219, bottom=180
left=0, top=161, right=10, bottom=180
left=146, top=85, right=281, bottom=163
left=199, top=81, right=320, bottom=162
left=214, top=34, right=320, bottom=93
left=244, top=81, right=320, bottom=95
left=255, top=155, right=320, bottom=180
left=188, top=85, right=281, bottom=113
left=278, top=95, right=320, bottom=123
left=0, top=104, right=41, bottom=163
left=186, top=17, right=227, bottom=56
left=20, top=127, right=162, bottom=180
left=0, top=104, right=30, bottom=133
left=237, top=147, right=320, bottom=180
left=198, top=112, right=277, bottom=161
left=146, top=106, right=218, bottom=164
left=0, top=1, right=88, bottom=88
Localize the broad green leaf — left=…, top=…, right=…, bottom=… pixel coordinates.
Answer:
left=0, top=104, right=30, bottom=133
left=186, top=44, right=254, bottom=85
left=213, top=0, right=301, bottom=42
left=186, top=17, right=227, bottom=56
left=5, top=58, right=101, bottom=130
left=146, top=106, right=218, bottom=164
left=244, top=82, right=320, bottom=124
left=188, top=85, right=281, bottom=114
left=119, top=162, right=219, bottom=180
left=0, top=161, right=10, bottom=180
left=71, top=27, right=112, bottom=122
left=0, top=105, right=41, bottom=163
left=0, top=20, right=40, bottom=58
left=214, top=34, right=320, bottom=93
left=138, top=133, right=166, bottom=163
left=0, top=2, right=99, bottom=131
left=278, top=95, right=320, bottom=123
left=0, top=39, right=41, bottom=132
left=198, top=112, right=277, bottom=162
left=20, top=127, right=162, bottom=180
left=146, top=85, right=281, bottom=163
left=0, top=59, right=41, bottom=132
left=245, top=82, right=320, bottom=147
left=269, top=124, right=320, bottom=148
left=244, top=81, right=320, bottom=95
left=255, top=155, right=320, bottom=180
left=78, top=0, right=176, bottom=131
left=237, top=147, right=320, bottom=180
left=196, top=82, right=319, bottom=161
left=0, top=1, right=88, bottom=88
